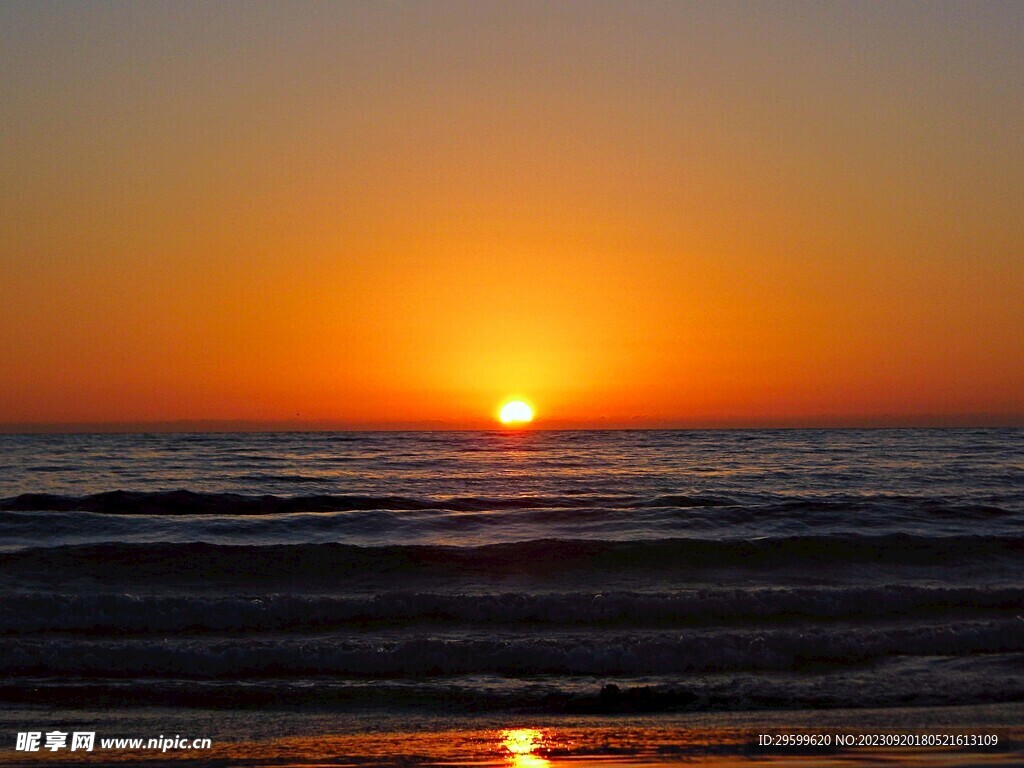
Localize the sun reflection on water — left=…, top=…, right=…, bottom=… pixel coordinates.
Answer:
left=501, top=728, right=550, bottom=767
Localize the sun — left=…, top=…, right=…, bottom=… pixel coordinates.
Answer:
left=498, top=400, right=534, bottom=425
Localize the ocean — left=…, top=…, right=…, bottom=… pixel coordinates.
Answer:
left=1, top=429, right=1022, bottom=765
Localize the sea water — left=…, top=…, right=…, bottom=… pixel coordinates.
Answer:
left=1, top=430, right=1022, bottom=763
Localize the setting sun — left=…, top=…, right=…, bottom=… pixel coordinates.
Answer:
left=499, top=400, right=535, bottom=425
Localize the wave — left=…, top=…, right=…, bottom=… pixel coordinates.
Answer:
left=757, top=496, right=1019, bottom=522
left=3, top=666, right=1024, bottom=713
left=2, top=491, right=1015, bottom=534
left=0, top=490, right=731, bottom=515
left=2, top=586, right=1022, bottom=634
left=2, top=620, right=1023, bottom=678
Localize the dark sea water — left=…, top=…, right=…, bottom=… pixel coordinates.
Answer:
left=1, top=429, right=1022, bottom=722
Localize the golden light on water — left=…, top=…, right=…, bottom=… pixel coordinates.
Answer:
left=503, top=728, right=539, bottom=754
left=500, top=728, right=549, bottom=766
left=498, top=400, right=535, bottom=425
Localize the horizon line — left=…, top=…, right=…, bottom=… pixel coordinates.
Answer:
left=2, top=414, right=1022, bottom=435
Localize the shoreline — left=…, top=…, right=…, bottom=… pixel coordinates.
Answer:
left=2, top=702, right=1022, bottom=766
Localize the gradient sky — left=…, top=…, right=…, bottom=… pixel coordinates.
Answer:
left=2, top=1, right=1022, bottom=429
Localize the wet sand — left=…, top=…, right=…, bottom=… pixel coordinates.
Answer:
left=1, top=703, right=1021, bottom=767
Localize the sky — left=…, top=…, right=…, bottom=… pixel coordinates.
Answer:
left=1, top=1, right=1022, bottom=429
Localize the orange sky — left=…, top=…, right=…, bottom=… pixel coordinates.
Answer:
left=1, top=2, right=1022, bottom=429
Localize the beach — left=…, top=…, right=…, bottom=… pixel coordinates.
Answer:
left=1, top=705, right=1022, bottom=765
